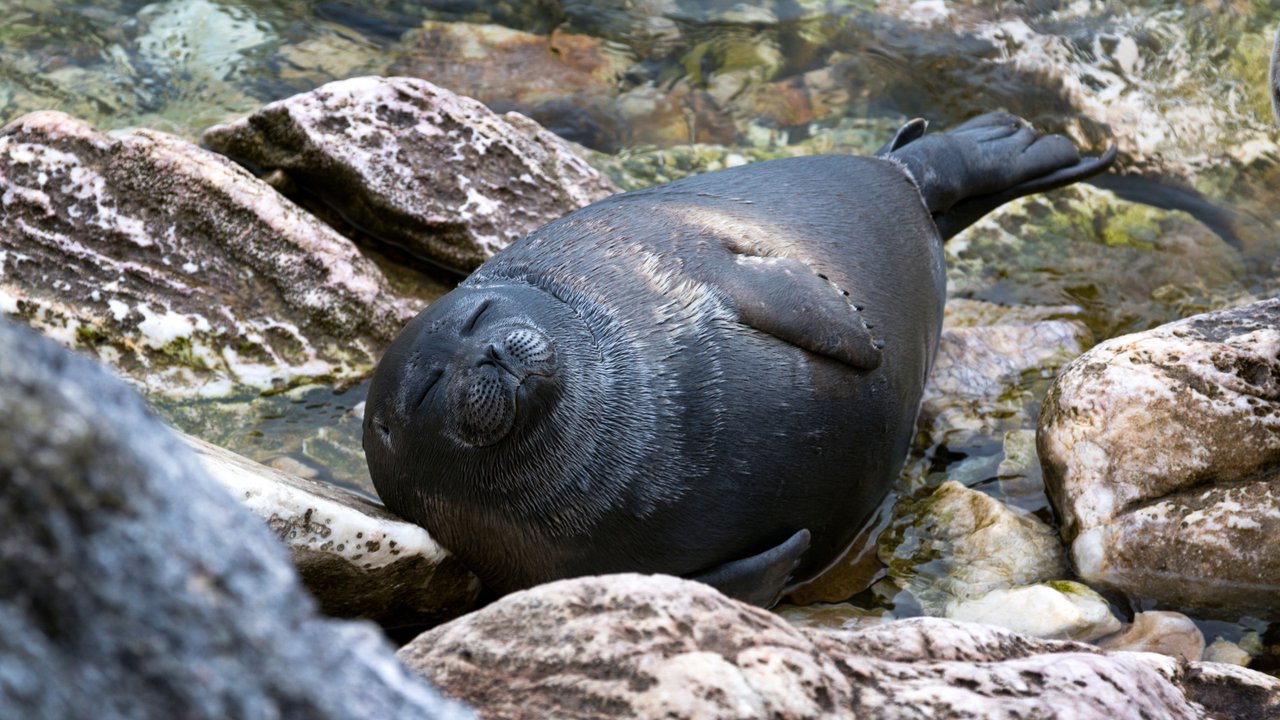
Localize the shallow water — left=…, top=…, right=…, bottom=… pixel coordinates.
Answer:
left=4, top=0, right=1279, bottom=668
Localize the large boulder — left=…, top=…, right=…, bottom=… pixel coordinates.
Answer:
left=0, top=318, right=469, bottom=718
left=185, top=434, right=481, bottom=629
left=399, top=573, right=1278, bottom=719
left=0, top=110, right=414, bottom=398
left=1039, top=298, right=1280, bottom=614
left=202, top=76, right=618, bottom=273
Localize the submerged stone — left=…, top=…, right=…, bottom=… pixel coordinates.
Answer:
left=388, top=22, right=631, bottom=151
left=1040, top=298, right=1280, bottom=615
left=1097, top=611, right=1206, bottom=662
left=877, top=481, right=1066, bottom=615
left=0, top=110, right=414, bottom=398
left=202, top=76, right=617, bottom=273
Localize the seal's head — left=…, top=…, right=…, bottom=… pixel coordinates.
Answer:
left=363, top=282, right=611, bottom=588
left=363, top=283, right=567, bottom=467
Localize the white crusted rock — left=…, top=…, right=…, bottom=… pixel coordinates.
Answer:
left=878, top=481, right=1066, bottom=613
left=1097, top=611, right=1205, bottom=662
left=185, top=434, right=480, bottom=627
left=945, top=582, right=1121, bottom=642
left=202, top=76, right=618, bottom=272
left=399, top=573, right=1277, bottom=719
left=1039, top=298, right=1280, bottom=614
left=0, top=111, right=415, bottom=398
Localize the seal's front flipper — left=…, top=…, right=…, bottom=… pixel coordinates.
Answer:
left=885, top=111, right=1116, bottom=240
left=715, top=255, right=882, bottom=371
left=689, top=529, right=811, bottom=607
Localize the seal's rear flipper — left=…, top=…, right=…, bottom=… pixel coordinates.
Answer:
left=688, top=528, right=810, bottom=607
left=885, top=112, right=1117, bottom=240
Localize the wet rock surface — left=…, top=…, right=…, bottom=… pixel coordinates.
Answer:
left=400, top=573, right=1277, bottom=720
left=1098, top=611, right=1206, bottom=662
left=185, top=433, right=480, bottom=628
left=1040, top=298, right=1280, bottom=615
left=0, top=110, right=414, bottom=398
left=878, top=481, right=1066, bottom=615
left=0, top=318, right=470, bottom=719
left=202, top=76, right=617, bottom=273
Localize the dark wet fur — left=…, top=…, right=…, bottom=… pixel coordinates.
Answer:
left=364, top=113, right=1112, bottom=606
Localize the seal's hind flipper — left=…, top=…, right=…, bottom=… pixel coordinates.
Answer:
left=689, top=529, right=811, bottom=607
left=885, top=112, right=1116, bottom=240
left=875, top=118, right=928, bottom=156
left=716, top=255, right=882, bottom=371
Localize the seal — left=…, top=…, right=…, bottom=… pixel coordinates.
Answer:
left=364, top=112, right=1115, bottom=606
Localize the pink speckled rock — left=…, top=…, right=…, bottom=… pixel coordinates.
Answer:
left=1039, top=298, right=1280, bottom=614
left=202, top=76, right=618, bottom=273
left=0, top=111, right=414, bottom=397
left=399, top=573, right=1278, bottom=719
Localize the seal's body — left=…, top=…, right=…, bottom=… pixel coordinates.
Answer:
left=365, top=113, right=1114, bottom=605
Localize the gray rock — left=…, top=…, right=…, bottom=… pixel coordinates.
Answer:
left=1040, top=298, right=1280, bottom=614
left=399, top=573, right=1278, bottom=719
left=0, top=318, right=470, bottom=718
left=0, top=110, right=414, bottom=398
left=184, top=434, right=481, bottom=628
left=202, top=76, right=618, bottom=273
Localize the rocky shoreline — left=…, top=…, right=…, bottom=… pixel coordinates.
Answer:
left=3, top=2, right=1280, bottom=715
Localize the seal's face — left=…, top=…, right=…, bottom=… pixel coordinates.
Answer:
left=363, top=285, right=563, bottom=484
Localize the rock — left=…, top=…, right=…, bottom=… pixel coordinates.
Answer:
left=773, top=602, right=890, bottom=633
left=945, top=582, right=1122, bottom=642
left=184, top=433, right=481, bottom=628
left=388, top=22, right=630, bottom=151
left=878, top=481, right=1066, bottom=614
left=946, top=185, right=1252, bottom=340
left=0, top=110, right=414, bottom=398
left=915, top=299, right=1093, bottom=466
left=1097, top=611, right=1205, bottom=662
left=1039, top=298, right=1280, bottom=614
left=0, top=318, right=470, bottom=718
left=399, top=573, right=1276, bottom=719
left=202, top=76, right=618, bottom=273
left=1202, top=637, right=1253, bottom=667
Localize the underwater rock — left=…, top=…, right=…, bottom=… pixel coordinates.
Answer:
left=1097, top=611, right=1205, bottom=662
left=1202, top=637, right=1253, bottom=667
left=202, top=76, right=617, bottom=273
left=944, top=582, right=1121, bottom=643
left=399, top=573, right=1274, bottom=719
left=917, top=300, right=1093, bottom=457
left=0, top=110, right=413, bottom=398
left=185, top=434, right=480, bottom=628
left=877, top=481, right=1066, bottom=615
left=1040, top=298, right=1280, bottom=615
left=0, top=318, right=470, bottom=719
left=389, top=22, right=630, bottom=151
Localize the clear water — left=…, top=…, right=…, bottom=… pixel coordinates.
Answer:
left=3, top=0, right=1278, bottom=669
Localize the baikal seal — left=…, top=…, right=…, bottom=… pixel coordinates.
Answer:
left=364, top=112, right=1115, bottom=606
